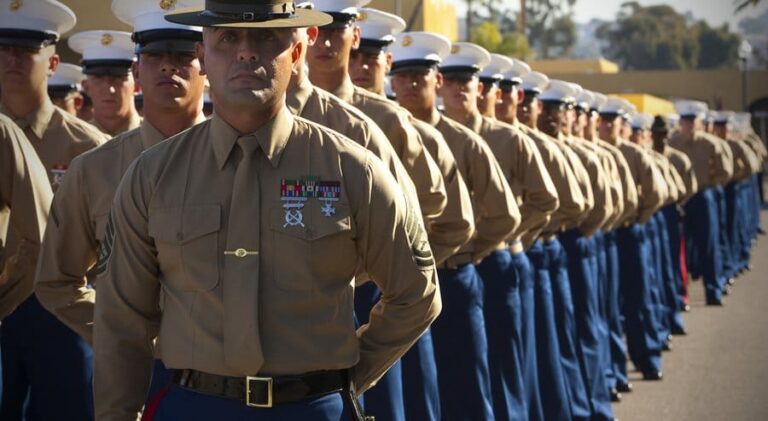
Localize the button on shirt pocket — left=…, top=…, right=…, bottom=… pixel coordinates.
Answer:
left=148, top=205, right=222, bottom=291
left=269, top=200, right=356, bottom=293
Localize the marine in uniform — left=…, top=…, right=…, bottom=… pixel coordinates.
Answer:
left=69, top=30, right=142, bottom=136
left=518, top=70, right=593, bottom=421
left=47, top=63, right=85, bottom=116
left=351, top=12, right=477, bottom=421
left=0, top=113, right=52, bottom=309
left=598, top=98, right=667, bottom=382
left=540, top=80, right=615, bottom=421
left=0, top=1, right=107, bottom=418
left=441, top=42, right=560, bottom=421
left=651, top=115, right=698, bottom=314
left=389, top=31, right=520, bottom=421
left=94, top=2, right=441, bottom=420
left=669, top=100, right=733, bottom=305
left=479, top=53, right=573, bottom=421
left=34, top=0, right=208, bottom=405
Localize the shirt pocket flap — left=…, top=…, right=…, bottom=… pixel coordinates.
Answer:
left=269, top=202, right=351, bottom=241
left=149, top=205, right=221, bottom=245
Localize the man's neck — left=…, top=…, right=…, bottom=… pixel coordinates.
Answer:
left=144, top=102, right=203, bottom=138
left=217, top=99, right=281, bottom=134
left=403, top=103, right=433, bottom=123
left=308, top=67, right=347, bottom=93
left=94, top=107, right=137, bottom=133
left=1, top=87, right=47, bottom=119
left=443, top=106, right=476, bottom=125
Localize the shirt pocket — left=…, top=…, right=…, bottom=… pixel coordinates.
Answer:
left=148, top=205, right=222, bottom=291
left=268, top=201, right=356, bottom=293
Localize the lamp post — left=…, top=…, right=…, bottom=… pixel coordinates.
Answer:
left=739, top=40, right=753, bottom=112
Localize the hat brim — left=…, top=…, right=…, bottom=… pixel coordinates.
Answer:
left=165, top=6, right=332, bottom=28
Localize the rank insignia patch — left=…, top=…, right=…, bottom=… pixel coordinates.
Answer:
left=90, top=212, right=115, bottom=276
left=404, top=203, right=434, bottom=268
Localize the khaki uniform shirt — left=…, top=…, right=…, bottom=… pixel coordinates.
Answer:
left=561, top=134, right=613, bottom=237
left=518, top=123, right=586, bottom=244
left=725, top=135, right=760, bottom=181
left=650, top=150, right=679, bottom=206
left=426, top=108, right=519, bottom=262
left=410, top=118, right=475, bottom=264
left=742, top=132, right=767, bottom=163
left=332, top=77, right=447, bottom=221
left=548, top=132, right=595, bottom=230
left=669, top=130, right=733, bottom=188
left=0, top=115, right=53, bottom=304
left=35, top=117, right=205, bottom=344
left=91, top=111, right=142, bottom=138
left=663, top=146, right=698, bottom=205
left=0, top=99, right=107, bottom=189
left=286, top=78, right=422, bottom=220
left=607, top=138, right=666, bottom=224
left=455, top=113, right=558, bottom=246
left=598, top=139, right=639, bottom=230
left=94, top=109, right=441, bottom=420
left=0, top=99, right=106, bottom=319
left=579, top=137, right=624, bottom=231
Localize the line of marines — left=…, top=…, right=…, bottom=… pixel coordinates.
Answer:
left=0, top=0, right=765, bottom=420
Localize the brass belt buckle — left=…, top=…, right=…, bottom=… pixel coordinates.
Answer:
left=246, top=376, right=273, bottom=408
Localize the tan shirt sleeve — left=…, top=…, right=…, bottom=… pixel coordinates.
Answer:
left=609, top=146, right=639, bottom=228
left=570, top=142, right=612, bottom=236
left=595, top=145, right=624, bottom=230
left=558, top=142, right=595, bottom=230
left=524, top=130, right=584, bottom=246
left=710, top=135, right=734, bottom=186
left=0, top=119, right=53, bottom=318
left=467, top=137, right=520, bottom=261
left=414, top=121, right=475, bottom=265
left=33, top=155, right=97, bottom=344
left=354, top=156, right=442, bottom=393
left=509, top=129, right=558, bottom=245
left=635, top=149, right=666, bottom=223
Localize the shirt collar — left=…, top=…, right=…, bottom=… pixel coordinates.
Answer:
left=330, top=76, right=355, bottom=103
left=0, top=98, right=55, bottom=140
left=140, top=113, right=207, bottom=151
left=211, top=107, right=294, bottom=170
left=286, top=77, right=314, bottom=116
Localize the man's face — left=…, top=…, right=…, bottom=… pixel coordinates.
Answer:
left=679, top=117, right=695, bottom=135
left=0, top=44, right=57, bottom=93
left=573, top=109, right=588, bottom=134
left=198, top=27, right=299, bottom=110
left=518, top=96, right=540, bottom=128
left=496, top=84, right=522, bottom=124
left=620, top=118, right=633, bottom=139
left=349, top=48, right=389, bottom=93
left=307, top=25, right=359, bottom=74
left=598, top=114, right=622, bottom=141
left=538, top=101, right=567, bottom=137
left=82, top=73, right=136, bottom=118
left=134, top=51, right=206, bottom=111
left=438, top=75, right=480, bottom=114
left=52, top=92, right=82, bottom=116
left=713, top=124, right=727, bottom=138
left=476, top=81, right=499, bottom=117
left=390, top=68, right=440, bottom=113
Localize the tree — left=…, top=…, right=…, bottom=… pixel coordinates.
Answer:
left=736, top=0, right=762, bottom=13
left=470, top=21, right=533, bottom=59
left=598, top=3, right=698, bottom=70
left=524, top=0, right=578, bottom=58
left=694, top=22, right=741, bottom=69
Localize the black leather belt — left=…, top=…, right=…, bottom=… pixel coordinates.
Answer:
left=172, top=369, right=346, bottom=408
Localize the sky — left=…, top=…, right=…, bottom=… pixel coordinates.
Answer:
left=570, top=0, right=768, bottom=30
left=450, top=0, right=768, bottom=33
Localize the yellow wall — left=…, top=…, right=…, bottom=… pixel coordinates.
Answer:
left=530, top=58, right=619, bottom=75
left=369, top=0, right=457, bottom=40
left=544, top=69, right=768, bottom=111
left=608, top=93, right=676, bottom=116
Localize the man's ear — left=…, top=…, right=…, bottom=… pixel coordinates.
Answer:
left=291, top=39, right=304, bottom=74
left=131, top=60, right=140, bottom=83
left=306, top=26, right=319, bottom=46
left=435, top=71, right=443, bottom=90
left=74, top=94, right=84, bottom=111
left=352, top=25, right=361, bottom=49
left=81, top=78, right=91, bottom=97
left=47, top=52, right=60, bottom=77
left=476, top=80, right=484, bottom=96
left=196, top=42, right=207, bottom=76
left=385, top=51, right=393, bottom=73
left=494, top=87, right=502, bottom=102
left=516, top=87, right=524, bottom=103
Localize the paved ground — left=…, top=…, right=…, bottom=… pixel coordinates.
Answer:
left=612, top=210, right=768, bottom=421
